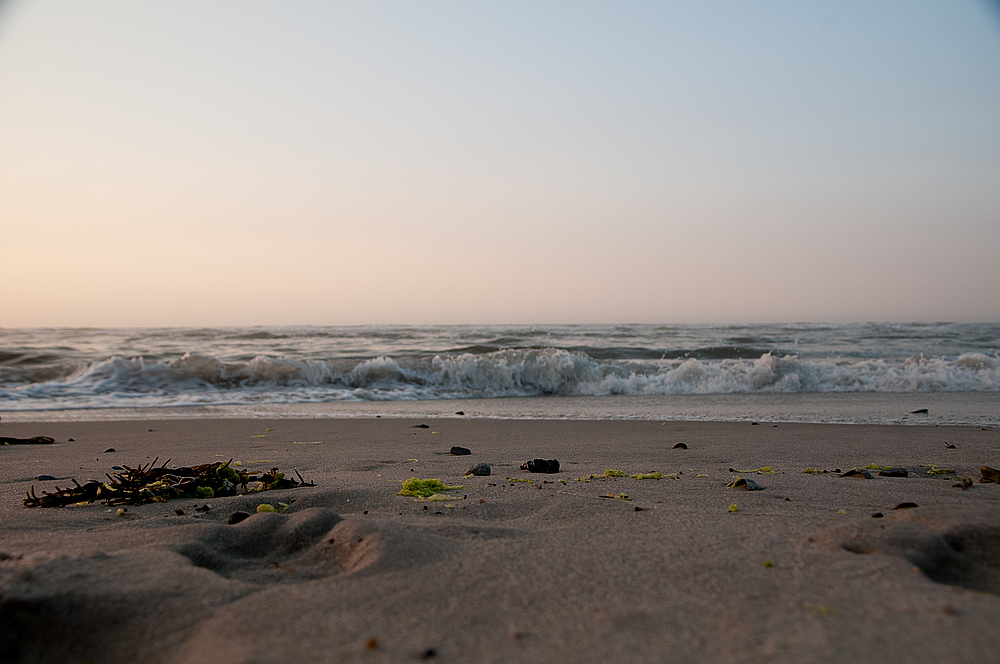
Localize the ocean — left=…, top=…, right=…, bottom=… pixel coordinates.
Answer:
left=1, top=323, right=998, bottom=425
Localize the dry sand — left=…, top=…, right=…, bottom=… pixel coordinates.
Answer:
left=1, top=418, right=999, bottom=663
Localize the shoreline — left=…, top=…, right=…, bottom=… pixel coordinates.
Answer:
left=2, top=418, right=999, bottom=662
left=2, top=390, right=998, bottom=427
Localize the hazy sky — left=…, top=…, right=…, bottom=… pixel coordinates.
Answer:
left=1, top=1, right=998, bottom=327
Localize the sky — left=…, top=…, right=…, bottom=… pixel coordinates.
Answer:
left=1, top=1, right=998, bottom=327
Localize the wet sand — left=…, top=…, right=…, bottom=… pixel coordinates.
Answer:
left=1, top=418, right=999, bottom=663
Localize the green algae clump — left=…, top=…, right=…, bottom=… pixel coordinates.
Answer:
left=629, top=472, right=663, bottom=480
left=399, top=477, right=464, bottom=498
left=602, top=469, right=626, bottom=477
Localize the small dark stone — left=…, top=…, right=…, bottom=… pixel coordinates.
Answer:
left=910, top=408, right=929, bottom=414
left=68, top=438, right=75, bottom=442
left=455, top=411, right=465, bottom=416
left=840, top=469, right=873, bottom=479
left=228, top=511, right=250, bottom=524
left=634, top=506, right=648, bottom=511
left=195, top=504, right=211, bottom=513
left=521, top=459, right=560, bottom=474
left=148, top=429, right=154, bottom=432
left=413, top=424, right=430, bottom=429
left=945, top=443, right=957, bottom=449
left=175, top=509, right=186, bottom=516
left=35, top=475, right=56, bottom=481
left=751, top=422, right=759, bottom=425
left=465, top=463, right=491, bottom=476
left=878, top=468, right=909, bottom=477
left=450, top=446, right=472, bottom=456
left=872, top=512, right=884, bottom=518
left=671, top=442, right=688, bottom=449
left=893, top=502, right=919, bottom=510
left=420, top=648, right=437, bottom=659
left=834, top=469, right=841, bottom=473
left=103, top=448, right=115, bottom=453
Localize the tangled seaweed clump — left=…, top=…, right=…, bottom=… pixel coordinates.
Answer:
left=23, top=458, right=314, bottom=508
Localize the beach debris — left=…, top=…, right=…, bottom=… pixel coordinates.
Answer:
left=521, top=459, right=559, bottom=474
left=878, top=468, right=909, bottom=477
left=116, top=508, right=127, bottom=517
left=945, top=443, right=957, bottom=449
left=953, top=478, right=973, bottom=490
left=803, top=468, right=825, bottom=474
left=672, top=442, right=688, bottom=449
left=506, top=477, right=531, bottom=483
left=599, top=492, right=631, bottom=501
left=0, top=436, right=55, bottom=446
left=872, top=512, right=884, bottom=518
left=840, top=469, right=873, bottom=479
left=602, top=468, right=626, bottom=477
left=764, top=560, right=774, bottom=568
left=893, top=502, right=919, bottom=510
left=751, top=422, right=759, bottom=425
left=22, top=458, right=314, bottom=508
left=103, top=448, right=115, bottom=453
left=35, top=475, right=56, bottom=481
left=728, top=466, right=776, bottom=475
left=175, top=508, right=185, bottom=516
left=399, top=477, right=464, bottom=500
left=860, top=463, right=893, bottom=470
left=911, top=408, right=929, bottom=414
left=979, top=466, right=1000, bottom=484
left=836, top=509, right=847, bottom=515
left=450, top=446, right=472, bottom=456
left=922, top=465, right=956, bottom=477
left=629, top=472, right=663, bottom=480
left=727, top=503, right=739, bottom=512
left=726, top=477, right=763, bottom=491
left=464, top=463, right=491, bottom=477
left=455, top=411, right=465, bottom=415
left=257, top=504, right=277, bottom=513
left=413, top=424, right=430, bottom=429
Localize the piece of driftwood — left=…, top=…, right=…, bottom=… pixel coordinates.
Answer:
left=23, top=458, right=314, bottom=508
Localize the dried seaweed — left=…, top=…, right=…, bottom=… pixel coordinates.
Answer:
left=1, top=436, right=54, bottom=446
left=23, top=458, right=314, bottom=508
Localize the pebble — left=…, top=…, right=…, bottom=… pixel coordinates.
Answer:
left=103, top=448, right=115, bottom=453
left=35, top=475, right=56, bottom=481
left=112, top=466, right=124, bottom=470
left=840, top=469, right=873, bottom=479
left=228, top=511, right=251, bottom=524
left=878, top=468, right=909, bottom=477
left=726, top=477, right=763, bottom=491
left=893, top=502, right=919, bottom=510
left=671, top=442, right=688, bottom=449
left=465, top=463, right=491, bottom=476
left=413, top=424, right=430, bottom=429
left=450, top=446, right=472, bottom=455
left=521, top=459, right=559, bottom=474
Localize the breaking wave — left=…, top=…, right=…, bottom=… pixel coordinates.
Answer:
left=2, top=348, right=998, bottom=411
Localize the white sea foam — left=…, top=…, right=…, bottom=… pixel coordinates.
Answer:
left=2, top=347, right=999, bottom=412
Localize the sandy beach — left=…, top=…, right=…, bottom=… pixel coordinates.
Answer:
left=1, top=417, right=999, bottom=663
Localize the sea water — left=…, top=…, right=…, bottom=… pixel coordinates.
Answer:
left=1, top=323, right=998, bottom=425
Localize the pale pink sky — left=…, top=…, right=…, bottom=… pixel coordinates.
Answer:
left=2, top=1, right=998, bottom=326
